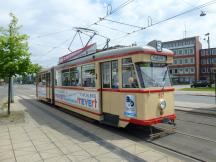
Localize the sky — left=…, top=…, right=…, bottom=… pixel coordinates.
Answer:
left=0, top=0, right=216, bottom=67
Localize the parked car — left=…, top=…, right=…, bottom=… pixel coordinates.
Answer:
left=190, top=80, right=212, bottom=88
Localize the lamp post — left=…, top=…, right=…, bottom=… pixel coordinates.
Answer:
left=205, top=33, right=211, bottom=83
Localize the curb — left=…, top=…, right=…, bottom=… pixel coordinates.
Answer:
left=175, top=106, right=216, bottom=116
left=175, top=92, right=214, bottom=97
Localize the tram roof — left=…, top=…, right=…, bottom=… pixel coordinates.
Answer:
left=55, top=45, right=173, bottom=69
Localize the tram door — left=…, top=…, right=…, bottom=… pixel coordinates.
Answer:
left=101, top=60, right=119, bottom=114
left=45, top=72, right=51, bottom=100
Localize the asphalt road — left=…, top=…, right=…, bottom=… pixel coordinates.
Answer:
left=175, top=93, right=215, bottom=104
left=0, top=86, right=8, bottom=106
left=1, top=85, right=216, bottom=161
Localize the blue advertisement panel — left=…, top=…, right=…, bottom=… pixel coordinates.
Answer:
left=124, top=95, right=136, bottom=117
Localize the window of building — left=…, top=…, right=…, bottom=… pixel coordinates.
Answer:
left=190, top=58, right=194, bottom=64
left=179, top=59, right=183, bottom=64
left=174, top=59, right=177, bottom=64
left=190, top=67, right=195, bottom=73
left=82, top=64, right=96, bottom=87
left=212, top=58, right=216, bottom=64
left=62, top=69, right=70, bottom=86
left=184, top=58, right=188, bottom=64
left=213, top=49, right=216, bottom=55
left=184, top=49, right=188, bottom=55
left=122, top=58, right=138, bottom=88
left=184, top=68, right=189, bottom=74
left=172, top=50, right=176, bottom=54
left=179, top=49, right=182, bottom=55
left=179, top=68, right=183, bottom=74
left=185, top=77, right=189, bottom=82
left=70, top=67, right=81, bottom=86
left=201, top=68, right=206, bottom=73
left=189, top=48, right=194, bottom=55
left=201, top=59, right=206, bottom=65
left=170, top=69, right=172, bottom=74
left=174, top=69, right=178, bottom=74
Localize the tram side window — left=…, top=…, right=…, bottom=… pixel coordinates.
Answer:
left=102, top=62, right=111, bottom=88
left=70, top=67, right=81, bottom=86
left=82, top=64, right=96, bottom=87
left=42, top=74, right=46, bottom=86
left=38, top=75, right=42, bottom=85
left=55, top=70, right=62, bottom=86
left=122, top=58, right=138, bottom=88
left=46, top=73, right=50, bottom=86
left=111, top=61, right=119, bottom=88
left=62, top=69, right=70, bottom=86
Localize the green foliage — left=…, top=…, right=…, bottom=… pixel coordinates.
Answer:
left=180, top=87, right=214, bottom=92
left=0, top=13, right=40, bottom=78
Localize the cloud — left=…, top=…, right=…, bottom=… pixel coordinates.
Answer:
left=1, top=0, right=216, bottom=67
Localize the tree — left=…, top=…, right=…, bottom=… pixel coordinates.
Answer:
left=0, top=13, right=41, bottom=115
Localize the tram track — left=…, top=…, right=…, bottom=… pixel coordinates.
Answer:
left=145, top=140, right=205, bottom=162
left=174, top=130, right=216, bottom=144
left=18, top=95, right=212, bottom=162
left=123, top=125, right=207, bottom=162
left=175, top=118, right=216, bottom=127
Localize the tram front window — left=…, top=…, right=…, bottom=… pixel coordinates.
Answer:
left=136, top=62, right=171, bottom=88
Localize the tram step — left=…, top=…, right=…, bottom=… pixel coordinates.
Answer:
left=100, top=113, right=119, bottom=127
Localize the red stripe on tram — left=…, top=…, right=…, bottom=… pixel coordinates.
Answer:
left=120, top=114, right=176, bottom=126
left=100, top=88, right=175, bottom=93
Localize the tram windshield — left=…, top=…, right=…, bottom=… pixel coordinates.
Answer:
left=136, top=62, right=171, bottom=88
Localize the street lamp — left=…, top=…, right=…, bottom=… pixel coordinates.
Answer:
left=204, top=33, right=212, bottom=83
left=200, top=11, right=206, bottom=17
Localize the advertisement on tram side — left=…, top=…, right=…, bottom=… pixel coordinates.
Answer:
left=55, top=88, right=99, bottom=111
left=124, top=95, right=136, bottom=117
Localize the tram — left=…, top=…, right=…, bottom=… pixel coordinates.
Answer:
left=36, top=41, right=176, bottom=128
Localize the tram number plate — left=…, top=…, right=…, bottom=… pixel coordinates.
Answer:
left=162, top=118, right=170, bottom=124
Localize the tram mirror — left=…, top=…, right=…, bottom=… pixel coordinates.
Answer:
left=128, top=77, right=134, bottom=84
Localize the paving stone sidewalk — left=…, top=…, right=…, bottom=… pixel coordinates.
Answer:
left=0, top=96, right=183, bottom=162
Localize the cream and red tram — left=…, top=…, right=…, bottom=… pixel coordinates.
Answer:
left=36, top=43, right=176, bottom=128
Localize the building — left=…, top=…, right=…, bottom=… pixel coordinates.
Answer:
left=200, top=48, right=216, bottom=82
left=162, top=36, right=202, bottom=84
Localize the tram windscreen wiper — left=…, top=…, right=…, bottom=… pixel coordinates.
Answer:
left=162, top=68, right=168, bottom=90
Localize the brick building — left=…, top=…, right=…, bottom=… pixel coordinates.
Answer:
left=200, top=48, right=216, bottom=82
left=162, top=36, right=202, bottom=84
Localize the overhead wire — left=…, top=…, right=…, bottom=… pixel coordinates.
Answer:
left=108, top=0, right=216, bottom=44
left=93, top=23, right=129, bottom=34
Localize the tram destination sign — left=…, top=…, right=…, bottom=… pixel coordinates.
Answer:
left=59, top=43, right=97, bottom=64
left=150, top=55, right=167, bottom=62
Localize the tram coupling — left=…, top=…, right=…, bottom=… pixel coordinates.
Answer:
left=149, top=119, right=176, bottom=140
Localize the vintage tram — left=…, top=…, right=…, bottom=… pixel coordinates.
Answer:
left=36, top=42, right=176, bottom=128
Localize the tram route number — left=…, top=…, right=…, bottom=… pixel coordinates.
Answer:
left=124, top=95, right=136, bottom=117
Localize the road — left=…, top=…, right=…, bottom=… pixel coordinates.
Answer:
left=1, top=85, right=216, bottom=161
left=175, top=93, right=215, bottom=104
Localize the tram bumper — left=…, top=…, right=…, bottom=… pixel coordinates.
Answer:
left=162, top=116, right=176, bottom=126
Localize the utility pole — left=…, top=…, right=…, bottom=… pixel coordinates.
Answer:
left=205, top=33, right=211, bottom=83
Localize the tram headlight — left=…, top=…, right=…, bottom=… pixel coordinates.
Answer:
left=159, top=99, right=166, bottom=110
